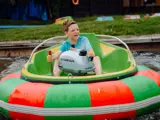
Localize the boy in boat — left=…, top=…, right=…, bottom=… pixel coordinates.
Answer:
left=47, top=20, right=102, bottom=76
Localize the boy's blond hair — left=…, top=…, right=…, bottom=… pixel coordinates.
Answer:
left=63, top=20, right=76, bottom=32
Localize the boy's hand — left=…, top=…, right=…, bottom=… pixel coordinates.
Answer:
left=70, top=47, right=76, bottom=51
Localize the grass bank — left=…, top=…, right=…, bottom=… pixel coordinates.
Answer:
left=0, top=15, right=160, bottom=41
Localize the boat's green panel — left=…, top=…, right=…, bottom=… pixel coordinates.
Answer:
left=101, top=48, right=130, bottom=72
left=0, top=78, right=26, bottom=117
left=122, top=76, right=160, bottom=115
left=44, top=84, right=92, bottom=120
left=137, top=65, right=151, bottom=71
left=28, top=47, right=53, bottom=75
left=27, top=63, right=38, bottom=74
left=34, top=49, right=52, bottom=75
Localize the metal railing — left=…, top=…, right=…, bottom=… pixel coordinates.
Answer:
left=27, top=36, right=66, bottom=63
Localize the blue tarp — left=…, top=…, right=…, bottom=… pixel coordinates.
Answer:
left=0, top=25, right=44, bottom=29
left=8, top=0, right=48, bottom=21
left=96, top=16, right=114, bottom=21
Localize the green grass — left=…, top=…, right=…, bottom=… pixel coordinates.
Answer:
left=0, top=15, right=160, bottom=41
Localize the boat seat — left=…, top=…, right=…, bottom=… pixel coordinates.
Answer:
left=101, top=48, right=130, bottom=73
left=27, top=48, right=53, bottom=75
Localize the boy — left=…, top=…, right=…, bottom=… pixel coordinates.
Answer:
left=47, top=20, right=102, bottom=76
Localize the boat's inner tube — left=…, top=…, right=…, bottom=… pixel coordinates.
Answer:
left=59, top=49, right=94, bottom=75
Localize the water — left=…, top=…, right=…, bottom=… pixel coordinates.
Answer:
left=133, top=52, right=160, bottom=72
left=0, top=56, right=29, bottom=79
left=0, top=58, right=13, bottom=74
left=0, top=52, right=160, bottom=120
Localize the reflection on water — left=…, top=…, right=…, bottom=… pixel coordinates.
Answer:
left=0, top=52, right=160, bottom=120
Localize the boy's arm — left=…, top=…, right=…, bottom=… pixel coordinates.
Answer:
left=84, top=37, right=95, bottom=56
left=88, top=49, right=95, bottom=56
left=52, top=51, right=62, bottom=60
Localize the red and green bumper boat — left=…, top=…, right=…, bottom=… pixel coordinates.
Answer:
left=0, top=33, right=160, bottom=120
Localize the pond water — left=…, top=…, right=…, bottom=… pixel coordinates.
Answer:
left=0, top=58, right=13, bottom=74
left=0, top=56, right=28, bottom=79
left=0, top=52, right=160, bottom=120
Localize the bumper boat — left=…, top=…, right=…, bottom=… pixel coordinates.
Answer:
left=0, top=33, right=160, bottom=120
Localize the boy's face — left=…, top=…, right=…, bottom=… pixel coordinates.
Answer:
left=65, top=24, right=80, bottom=41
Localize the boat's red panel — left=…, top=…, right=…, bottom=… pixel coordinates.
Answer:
left=88, top=81, right=136, bottom=119
left=8, top=82, right=52, bottom=120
